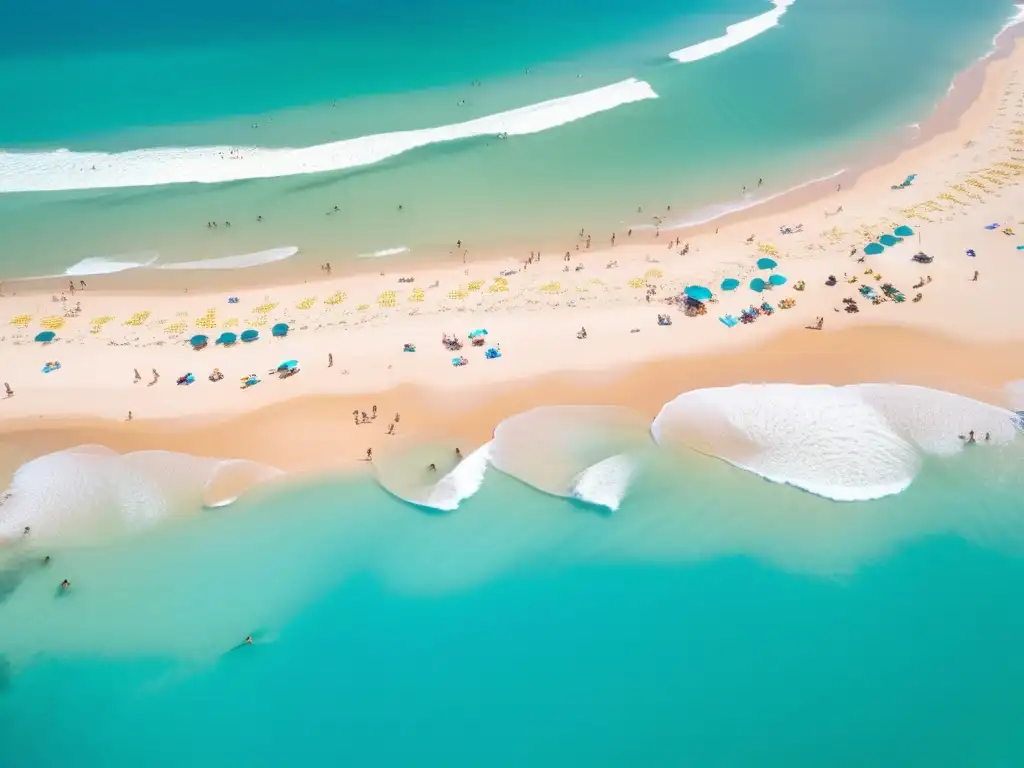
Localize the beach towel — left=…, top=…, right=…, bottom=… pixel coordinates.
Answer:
left=719, top=315, right=738, bottom=327
left=42, top=363, right=61, bottom=374
left=984, top=223, right=1000, bottom=230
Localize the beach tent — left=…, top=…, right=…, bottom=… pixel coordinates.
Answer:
left=720, top=278, right=740, bottom=291
left=878, top=234, right=901, bottom=247
left=749, top=278, right=766, bottom=293
left=216, top=332, right=238, bottom=346
left=271, top=323, right=289, bottom=338
left=756, top=257, right=778, bottom=270
left=190, top=334, right=209, bottom=348
left=863, top=242, right=885, bottom=255
left=34, top=331, right=56, bottom=343
left=240, top=329, right=259, bottom=342
left=768, top=274, right=787, bottom=286
left=894, top=225, right=914, bottom=238
left=684, top=285, right=713, bottom=301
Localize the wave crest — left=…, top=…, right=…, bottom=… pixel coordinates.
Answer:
left=156, top=246, right=298, bottom=270
left=0, top=446, right=281, bottom=544
left=652, top=384, right=1018, bottom=502
left=669, top=0, right=795, bottom=63
left=0, top=79, right=657, bottom=193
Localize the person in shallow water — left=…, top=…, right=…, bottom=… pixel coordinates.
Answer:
left=428, top=463, right=436, bottom=472
left=60, top=579, right=70, bottom=590
left=455, top=448, right=462, bottom=460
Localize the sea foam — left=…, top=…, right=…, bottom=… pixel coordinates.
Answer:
left=0, top=79, right=658, bottom=193
left=60, top=252, right=159, bottom=276
left=669, top=0, right=795, bottom=63
left=0, top=446, right=280, bottom=544
left=652, top=384, right=1018, bottom=502
left=156, top=246, right=298, bottom=270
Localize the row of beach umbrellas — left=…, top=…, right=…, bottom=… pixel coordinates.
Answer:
left=190, top=323, right=289, bottom=349
left=864, top=225, right=914, bottom=255
left=685, top=257, right=786, bottom=300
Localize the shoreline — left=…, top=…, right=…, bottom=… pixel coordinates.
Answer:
left=1, top=23, right=1023, bottom=294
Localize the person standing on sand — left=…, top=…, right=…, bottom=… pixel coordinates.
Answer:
left=372, top=405, right=377, bottom=419
left=973, top=270, right=979, bottom=281
left=328, top=353, right=333, bottom=368
left=127, top=411, right=133, bottom=421
left=394, top=413, right=400, bottom=423
left=366, top=448, right=373, bottom=461
left=3, top=383, right=12, bottom=398
left=152, top=368, right=160, bottom=384
left=134, top=369, right=141, bottom=383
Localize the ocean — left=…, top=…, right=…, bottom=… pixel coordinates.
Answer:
left=1, top=385, right=1024, bottom=765
left=0, top=0, right=1021, bottom=278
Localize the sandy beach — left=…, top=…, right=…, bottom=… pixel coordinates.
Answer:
left=3, top=37, right=1024, bottom=480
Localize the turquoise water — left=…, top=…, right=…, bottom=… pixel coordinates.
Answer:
left=0, top=0, right=1018, bottom=277
left=2, top=435, right=1024, bottom=765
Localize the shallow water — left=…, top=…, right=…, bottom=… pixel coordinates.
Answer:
left=2, top=439, right=1024, bottom=765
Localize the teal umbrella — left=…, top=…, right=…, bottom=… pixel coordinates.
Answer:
left=864, top=242, right=885, bottom=255
left=34, top=331, right=56, bottom=343
left=468, top=329, right=488, bottom=338
left=278, top=360, right=298, bottom=371
left=271, top=323, right=289, bottom=338
left=720, top=278, right=740, bottom=291
left=894, top=225, right=914, bottom=237
left=684, top=285, right=713, bottom=301
left=190, top=334, right=209, bottom=348
left=756, top=257, right=778, bottom=270
left=879, top=234, right=901, bottom=247
left=240, top=329, right=259, bottom=342
left=216, top=332, right=238, bottom=345
left=768, top=274, right=787, bottom=286
left=750, top=278, right=766, bottom=293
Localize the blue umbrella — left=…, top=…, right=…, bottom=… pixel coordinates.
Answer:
left=278, top=360, right=298, bottom=371
left=894, top=225, right=914, bottom=238
left=34, top=331, right=56, bottom=343
left=768, top=274, right=787, bottom=286
left=756, top=257, right=778, bottom=270
left=684, top=285, right=713, bottom=301
left=190, top=334, right=209, bottom=348
left=271, top=323, right=289, bottom=338
left=864, top=242, right=885, bottom=255
left=240, top=329, right=259, bottom=342
left=216, top=332, right=238, bottom=345
left=468, top=329, right=488, bottom=338
left=749, top=278, right=766, bottom=293
left=720, top=278, right=740, bottom=291
left=879, top=234, right=901, bottom=247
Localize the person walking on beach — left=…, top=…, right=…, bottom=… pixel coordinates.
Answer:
left=387, top=423, right=395, bottom=435
left=973, top=270, right=979, bottom=282
left=134, top=368, right=141, bottom=383
left=366, top=448, right=373, bottom=461
left=394, top=412, right=400, bottom=423
left=151, top=368, right=160, bottom=384
left=127, top=410, right=133, bottom=421
left=353, top=410, right=360, bottom=426
left=372, top=404, right=377, bottom=419
left=328, top=353, right=333, bottom=368
left=3, top=382, right=12, bottom=398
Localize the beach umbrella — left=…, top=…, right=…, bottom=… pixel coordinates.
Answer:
left=240, top=329, right=259, bottom=342
left=216, top=332, right=238, bottom=346
left=749, top=278, right=766, bottom=293
left=768, top=274, right=787, bottom=286
left=894, top=225, right=914, bottom=238
left=864, top=242, right=885, bottom=255
left=271, top=323, right=289, bottom=338
left=720, top=278, right=740, bottom=291
left=34, top=331, right=56, bottom=343
left=756, top=257, right=778, bottom=270
left=278, top=360, right=298, bottom=371
left=468, top=329, right=488, bottom=338
left=684, top=285, right=713, bottom=301
left=190, top=334, right=208, bottom=348
left=879, top=234, right=901, bottom=247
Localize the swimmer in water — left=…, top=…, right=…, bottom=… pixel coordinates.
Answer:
left=246, top=636, right=253, bottom=645
left=42, top=556, right=51, bottom=566
left=428, top=463, right=436, bottom=472
left=455, top=448, right=462, bottom=459
left=60, top=579, right=70, bottom=590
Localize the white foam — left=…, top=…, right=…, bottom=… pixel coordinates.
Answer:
left=0, top=446, right=280, bottom=544
left=994, top=4, right=1024, bottom=47
left=0, top=79, right=658, bottom=193
left=357, top=246, right=410, bottom=259
left=663, top=167, right=845, bottom=230
left=569, top=454, right=636, bottom=511
left=421, top=442, right=492, bottom=512
left=651, top=384, right=1018, bottom=502
left=63, top=252, right=159, bottom=276
left=1007, top=380, right=1024, bottom=410
left=669, top=0, right=795, bottom=64
left=156, top=246, right=298, bottom=270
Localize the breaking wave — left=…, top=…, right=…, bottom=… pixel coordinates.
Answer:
left=669, top=0, right=795, bottom=63
left=156, top=246, right=298, bottom=270
left=58, top=252, right=159, bottom=277
left=0, top=79, right=658, bottom=193
left=0, top=446, right=281, bottom=545
left=652, top=384, right=1019, bottom=502
left=357, top=246, right=410, bottom=259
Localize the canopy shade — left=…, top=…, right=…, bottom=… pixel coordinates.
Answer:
left=768, top=274, right=787, bottom=286
left=720, top=278, right=740, bottom=291
left=756, top=257, right=778, bottom=270
left=34, top=331, right=56, bottom=343
left=190, top=334, right=208, bottom=347
left=684, top=285, right=713, bottom=301
left=879, top=234, right=901, bottom=247
left=271, top=323, right=289, bottom=337
left=749, top=278, right=766, bottom=293
left=893, top=225, right=914, bottom=238
left=216, top=332, right=238, bottom=345
left=240, top=329, right=259, bottom=342
left=864, top=242, right=885, bottom=255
